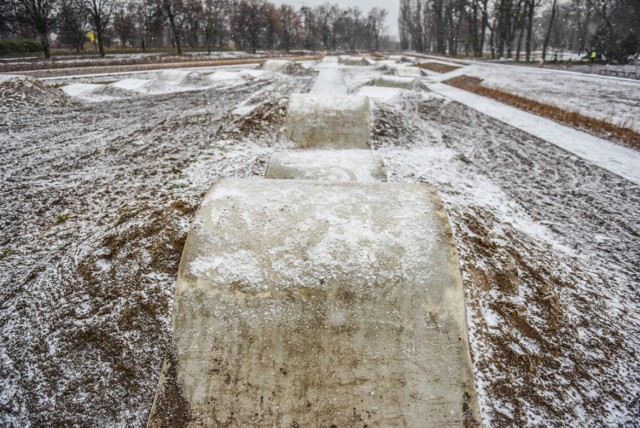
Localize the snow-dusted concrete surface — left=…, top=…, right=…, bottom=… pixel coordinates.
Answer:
left=261, top=59, right=293, bottom=72
left=286, top=94, right=371, bottom=149
left=395, top=66, right=425, bottom=77
left=265, top=150, right=387, bottom=181
left=428, top=82, right=640, bottom=184
left=148, top=179, right=479, bottom=427
left=309, top=56, right=347, bottom=95
left=376, top=76, right=417, bottom=89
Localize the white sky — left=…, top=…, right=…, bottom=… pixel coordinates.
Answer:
left=269, top=0, right=400, bottom=39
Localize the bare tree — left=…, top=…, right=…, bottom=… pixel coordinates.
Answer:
left=232, top=0, right=266, bottom=53
left=541, top=0, right=557, bottom=60
left=398, top=0, right=425, bottom=52
left=86, top=0, right=113, bottom=56
left=278, top=4, right=299, bottom=52
left=366, top=7, right=388, bottom=50
left=300, top=6, right=317, bottom=50
left=14, top=0, right=58, bottom=58
left=58, top=0, right=87, bottom=51
left=264, top=2, right=279, bottom=50
left=465, top=0, right=490, bottom=56
left=113, top=2, right=135, bottom=47
left=160, top=0, right=185, bottom=54
left=182, top=0, right=203, bottom=48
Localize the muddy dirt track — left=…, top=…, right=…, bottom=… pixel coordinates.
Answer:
left=1, top=64, right=639, bottom=425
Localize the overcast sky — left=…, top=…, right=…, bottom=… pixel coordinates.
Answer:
left=269, top=0, right=400, bottom=39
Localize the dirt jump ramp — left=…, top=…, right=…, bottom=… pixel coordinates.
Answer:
left=147, top=178, right=480, bottom=427
left=265, top=150, right=387, bottom=182
left=285, top=94, right=371, bottom=149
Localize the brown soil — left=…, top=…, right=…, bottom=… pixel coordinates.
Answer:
left=415, top=62, right=461, bottom=73
left=230, top=99, right=288, bottom=138
left=147, top=350, right=192, bottom=428
left=372, top=93, right=640, bottom=425
left=444, top=75, right=640, bottom=150
left=0, top=75, right=74, bottom=110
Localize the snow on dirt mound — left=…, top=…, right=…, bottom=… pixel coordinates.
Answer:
left=0, top=75, right=71, bottom=111
left=261, top=60, right=313, bottom=75
left=91, top=83, right=141, bottom=99
left=157, top=70, right=209, bottom=86
left=283, top=61, right=314, bottom=75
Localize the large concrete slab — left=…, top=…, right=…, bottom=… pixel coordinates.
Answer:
left=395, top=66, right=424, bottom=77
left=148, top=179, right=480, bottom=427
left=377, top=75, right=418, bottom=89
left=286, top=94, right=371, bottom=149
left=265, top=150, right=387, bottom=182
left=343, top=56, right=369, bottom=66
left=262, top=59, right=293, bottom=72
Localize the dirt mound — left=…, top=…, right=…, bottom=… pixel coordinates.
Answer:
left=0, top=75, right=72, bottom=111
left=181, top=72, right=210, bottom=86
left=158, top=70, right=210, bottom=86
left=91, top=85, right=138, bottom=99
left=283, top=62, right=314, bottom=75
left=416, top=62, right=461, bottom=73
left=229, top=98, right=288, bottom=137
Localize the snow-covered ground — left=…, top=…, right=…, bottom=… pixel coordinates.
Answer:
left=417, top=60, right=640, bottom=133
left=58, top=68, right=261, bottom=102
left=428, top=82, right=640, bottom=184
left=1, top=59, right=639, bottom=426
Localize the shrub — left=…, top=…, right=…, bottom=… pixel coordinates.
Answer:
left=0, top=39, right=44, bottom=55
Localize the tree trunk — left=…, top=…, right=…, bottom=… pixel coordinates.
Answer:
left=542, top=0, right=557, bottom=60
left=168, top=13, right=181, bottom=54
left=480, top=3, right=488, bottom=57
left=516, top=27, right=523, bottom=61
left=97, top=34, right=105, bottom=56
left=94, top=15, right=106, bottom=57
left=40, top=31, right=51, bottom=58
left=525, top=0, right=534, bottom=61
left=489, top=22, right=496, bottom=59
left=514, top=1, right=526, bottom=61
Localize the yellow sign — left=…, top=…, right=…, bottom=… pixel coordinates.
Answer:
left=87, top=31, right=95, bottom=43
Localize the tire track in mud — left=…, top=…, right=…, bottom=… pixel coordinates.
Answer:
left=0, top=74, right=314, bottom=426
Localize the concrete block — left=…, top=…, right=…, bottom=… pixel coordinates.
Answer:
left=395, top=66, right=424, bottom=77
left=376, top=75, right=418, bottom=89
left=262, top=59, right=293, bottom=72
left=148, top=179, right=480, bottom=427
left=265, top=150, right=387, bottom=182
left=343, top=56, right=369, bottom=66
left=286, top=94, right=371, bottom=149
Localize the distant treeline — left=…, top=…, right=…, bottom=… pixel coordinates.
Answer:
left=398, top=0, right=640, bottom=62
left=0, top=0, right=391, bottom=58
